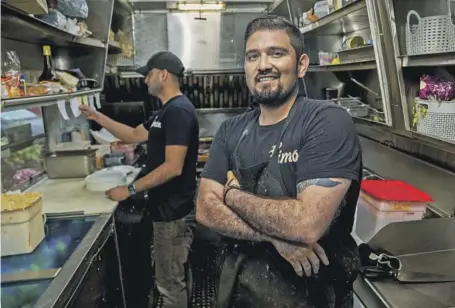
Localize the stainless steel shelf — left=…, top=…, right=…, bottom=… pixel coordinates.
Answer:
left=412, top=131, right=455, bottom=147
left=1, top=134, right=45, bottom=152
left=1, top=88, right=102, bottom=111
left=1, top=4, right=106, bottom=49
left=115, top=69, right=246, bottom=79
left=300, top=0, right=366, bottom=35
left=196, top=108, right=247, bottom=114
left=401, top=52, right=455, bottom=67
left=114, top=0, right=134, bottom=15
left=108, top=41, right=123, bottom=54
left=308, top=60, right=376, bottom=72
left=353, top=116, right=388, bottom=126
left=185, top=69, right=245, bottom=75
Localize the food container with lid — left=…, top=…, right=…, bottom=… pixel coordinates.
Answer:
left=354, top=180, right=433, bottom=243
left=1, top=192, right=46, bottom=256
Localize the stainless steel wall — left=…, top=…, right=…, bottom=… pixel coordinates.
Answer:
left=132, top=12, right=262, bottom=71
left=133, top=12, right=168, bottom=66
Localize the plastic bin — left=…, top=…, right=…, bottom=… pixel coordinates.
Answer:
left=353, top=180, right=433, bottom=243
left=1, top=192, right=46, bottom=256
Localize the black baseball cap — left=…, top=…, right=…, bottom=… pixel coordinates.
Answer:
left=135, top=51, right=185, bottom=78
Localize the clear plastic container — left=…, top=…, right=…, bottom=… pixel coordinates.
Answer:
left=353, top=180, right=432, bottom=243
left=318, top=51, right=337, bottom=65
left=354, top=192, right=427, bottom=243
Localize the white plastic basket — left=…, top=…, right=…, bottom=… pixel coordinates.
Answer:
left=405, top=0, right=455, bottom=55
left=414, top=98, right=455, bottom=142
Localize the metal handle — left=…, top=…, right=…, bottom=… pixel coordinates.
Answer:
left=407, top=10, right=421, bottom=34
left=361, top=266, right=396, bottom=280
left=449, top=0, right=455, bottom=25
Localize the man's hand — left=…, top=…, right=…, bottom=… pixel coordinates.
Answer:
left=224, top=171, right=240, bottom=195
left=105, top=186, right=129, bottom=202
left=79, top=104, right=100, bottom=121
left=271, top=239, right=329, bottom=277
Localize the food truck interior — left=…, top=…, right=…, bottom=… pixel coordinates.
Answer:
left=1, top=0, right=455, bottom=307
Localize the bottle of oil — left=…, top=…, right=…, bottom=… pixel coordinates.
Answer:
left=38, top=45, right=57, bottom=82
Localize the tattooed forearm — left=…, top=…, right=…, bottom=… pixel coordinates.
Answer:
left=225, top=178, right=351, bottom=244
left=297, top=178, right=342, bottom=193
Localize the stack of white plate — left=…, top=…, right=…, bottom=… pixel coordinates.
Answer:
left=85, top=168, right=127, bottom=192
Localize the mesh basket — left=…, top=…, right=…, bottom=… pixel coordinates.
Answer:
left=414, top=98, right=455, bottom=142
left=405, top=1, right=455, bottom=55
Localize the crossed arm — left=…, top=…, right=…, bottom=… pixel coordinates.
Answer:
left=196, top=177, right=351, bottom=245
left=197, top=106, right=360, bottom=246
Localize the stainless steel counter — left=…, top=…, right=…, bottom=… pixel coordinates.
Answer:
left=359, top=136, right=455, bottom=217
left=353, top=213, right=455, bottom=308
left=355, top=137, right=455, bottom=307
left=1, top=213, right=125, bottom=308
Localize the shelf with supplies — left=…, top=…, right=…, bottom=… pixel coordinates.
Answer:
left=308, top=60, right=376, bottom=72
left=300, top=0, right=367, bottom=35
left=1, top=88, right=102, bottom=112
left=400, top=52, right=455, bottom=67
left=108, top=41, right=122, bottom=54
left=1, top=4, right=106, bottom=49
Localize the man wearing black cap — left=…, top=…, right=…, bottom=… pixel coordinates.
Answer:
left=80, top=51, right=199, bottom=308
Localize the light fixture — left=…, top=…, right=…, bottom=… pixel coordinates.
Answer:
left=177, top=2, right=226, bottom=11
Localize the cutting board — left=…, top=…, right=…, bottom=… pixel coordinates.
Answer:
left=28, top=168, right=141, bottom=215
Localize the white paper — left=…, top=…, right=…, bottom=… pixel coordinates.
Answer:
left=94, top=92, right=101, bottom=109
left=88, top=94, right=95, bottom=109
left=69, top=97, right=81, bottom=117
left=57, top=99, right=70, bottom=120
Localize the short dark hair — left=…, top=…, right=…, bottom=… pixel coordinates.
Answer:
left=244, top=15, right=305, bottom=60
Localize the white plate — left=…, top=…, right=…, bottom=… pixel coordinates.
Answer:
left=106, top=165, right=136, bottom=176
left=85, top=169, right=127, bottom=192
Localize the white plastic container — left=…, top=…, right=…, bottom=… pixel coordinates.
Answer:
left=354, top=191, right=427, bottom=242
left=1, top=192, right=46, bottom=256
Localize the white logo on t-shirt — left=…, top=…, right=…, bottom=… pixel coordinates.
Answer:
left=151, top=121, right=161, bottom=128
left=269, top=143, right=299, bottom=164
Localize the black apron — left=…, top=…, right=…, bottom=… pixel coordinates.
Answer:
left=215, top=101, right=360, bottom=308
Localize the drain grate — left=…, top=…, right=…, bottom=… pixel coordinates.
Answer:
left=156, top=244, right=219, bottom=308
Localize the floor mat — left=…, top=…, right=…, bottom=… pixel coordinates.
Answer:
left=156, top=243, right=219, bottom=308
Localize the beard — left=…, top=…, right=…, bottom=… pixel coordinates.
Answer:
left=148, top=83, right=162, bottom=96
left=251, top=80, right=298, bottom=108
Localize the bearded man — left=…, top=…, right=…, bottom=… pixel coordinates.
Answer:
left=196, top=15, right=362, bottom=308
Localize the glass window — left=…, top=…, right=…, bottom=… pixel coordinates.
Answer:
left=1, top=107, right=46, bottom=192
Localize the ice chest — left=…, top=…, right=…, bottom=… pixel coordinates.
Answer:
left=1, top=192, right=46, bottom=257
left=354, top=180, right=433, bottom=243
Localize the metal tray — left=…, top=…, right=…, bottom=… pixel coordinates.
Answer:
left=337, top=45, right=375, bottom=63
left=45, top=149, right=97, bottom=179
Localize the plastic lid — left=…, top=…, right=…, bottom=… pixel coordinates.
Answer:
left=361, top=180, right=434, bottom=202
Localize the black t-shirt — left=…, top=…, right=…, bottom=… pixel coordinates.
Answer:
left=202, top=97, right=362, bottom=237
left=143, top=95, right=199, bottom=221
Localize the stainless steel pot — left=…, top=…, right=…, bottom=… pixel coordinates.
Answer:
left=45, top=149, right=97, bottom=179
